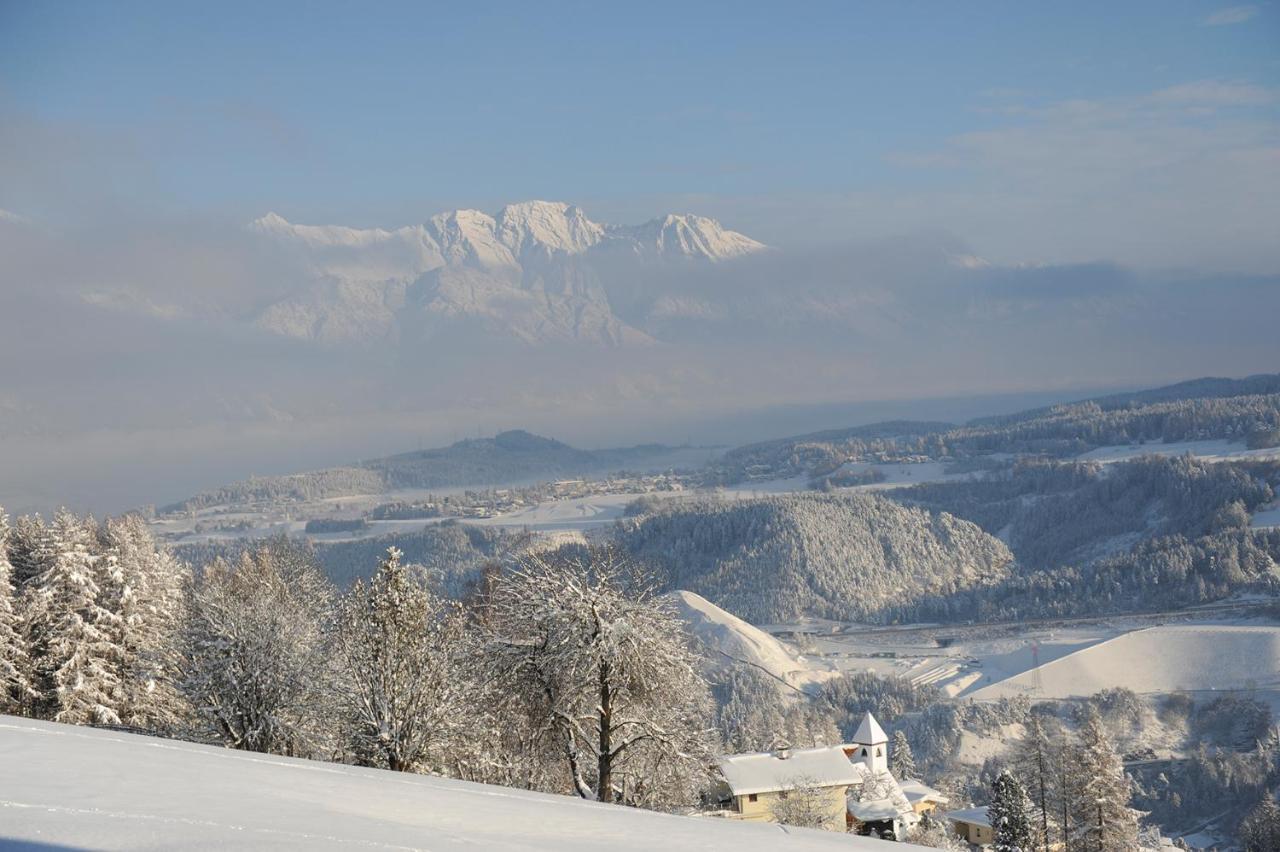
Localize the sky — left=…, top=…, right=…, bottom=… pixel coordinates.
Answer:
left=0, top=1, right=1278, bottom=513
left=2, top=1, right=1277, bottom=267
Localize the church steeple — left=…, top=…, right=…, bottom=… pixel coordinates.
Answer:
left=850, top=711, right=889, bottom=774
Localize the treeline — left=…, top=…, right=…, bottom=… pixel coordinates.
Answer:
left=0, top=515, right=718, bottom=813
left=615, top=492, right=1014, bottom=624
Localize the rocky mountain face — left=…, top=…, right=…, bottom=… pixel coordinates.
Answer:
left=250, top=201, right=767, bottom=346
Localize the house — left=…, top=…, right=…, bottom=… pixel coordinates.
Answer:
left=900, top=780, right=949, bottom=816
left=946, top=806, right=993, bottom=846
left=715, top=745, right=864, bottom=828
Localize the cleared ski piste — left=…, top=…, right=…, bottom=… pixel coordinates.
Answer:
left=0, top=717, right=916, bottom=851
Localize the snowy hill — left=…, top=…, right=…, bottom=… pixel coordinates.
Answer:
left=249, top=201, right=767, bottom=345
left=970, top=624, right=1280, bottom=700
left=667, top=590, right=834, bottom=693
left=0, top=717, right=912, bottom=851
left=620, top=493, right=1014, bottom=623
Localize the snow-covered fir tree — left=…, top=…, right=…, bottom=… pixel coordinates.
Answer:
left=1072, top=707, right=1141, bottom=852
left=99, top=516, right=189, bottom=731
left=476, top=545, right=715, bottom=810
left=24, top=511, right=123, bottom=725
left=335, top=547, right=463, bottom=772
left=990, top=769, right=1035, bottom=852
left=184, top=538, right=338, bottom=757
left=0, top=508, right=36, bottom=714
left=1241, top=796, right=1280, bottom=852
left=890, top=729, right=918, bottom=779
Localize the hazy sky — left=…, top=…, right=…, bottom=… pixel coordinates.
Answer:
left=3, top=1, right=1278, bottom=268
left=1, top=2, right=1278, bottom=514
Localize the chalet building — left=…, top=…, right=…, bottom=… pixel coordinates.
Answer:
left=945, top=806, right=993, bottom=846
left=714, top=711, right=947, bottom=841
left=716, top=745, right=863, bottom=827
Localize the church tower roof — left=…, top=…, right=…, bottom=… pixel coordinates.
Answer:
left=851, top=712, right=888, bottom=745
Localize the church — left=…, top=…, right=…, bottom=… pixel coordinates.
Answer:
left=715, top=711, right=948, bottom=840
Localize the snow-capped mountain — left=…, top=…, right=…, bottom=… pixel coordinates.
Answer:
left=248, top=201, right=767, bottom=346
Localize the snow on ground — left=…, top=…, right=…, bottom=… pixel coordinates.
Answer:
left=668, top=591, right=838, bottom=694
left=1252, top=501, right=1280, bottom=529
left=0, top=717, right=914, bottom=851
left=832, top=461, right=969, bottom=491
left=1077, top=438, right=1280, bottom=464
left=970, top=624, right=1280, bottom=701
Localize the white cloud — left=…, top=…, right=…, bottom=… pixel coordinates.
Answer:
left=1147, top=80, right=1274, bottom=107
left=1202, top=5, right=1260, bottom=25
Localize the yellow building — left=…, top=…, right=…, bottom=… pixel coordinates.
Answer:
left=946, top=806, right=994, bottom=846
left=716, top=745, right=863, bottom=830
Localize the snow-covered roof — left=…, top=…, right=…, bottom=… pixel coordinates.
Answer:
left=946, top=806, right=991, bottom=828
left=848, top=798, right=902, bottom=821
left=846, top=763, right=915, bottom=823
left=851, top=712, right=887, bottom=745
left=899, top=780, right=948, bottom=805
left=718, top=746, right=863, bottom=797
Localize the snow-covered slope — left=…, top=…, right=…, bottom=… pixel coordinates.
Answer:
left=970, top=624, right=1280, bottom=700
left=0, top=717, right=910, bottom=851
left=668, top=590, right=834, bottom=693
left=248, top=201, right=766, bottom=345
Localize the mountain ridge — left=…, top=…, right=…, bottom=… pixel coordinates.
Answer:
left=249, top=201, right=767, bottom=346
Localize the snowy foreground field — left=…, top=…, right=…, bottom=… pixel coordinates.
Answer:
left=0, top=717, right=916, bottom=851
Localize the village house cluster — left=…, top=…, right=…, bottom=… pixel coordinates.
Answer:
left=714, top=711, right=990, bottom=843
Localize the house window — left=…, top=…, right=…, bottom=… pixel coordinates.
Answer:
left=748, top=794, right=757, bottom=803
left=860, top=748, right=868, bottom=757
left=876, top=747, right=882, bottom=757
left=779, top=791, right=789, bottom=800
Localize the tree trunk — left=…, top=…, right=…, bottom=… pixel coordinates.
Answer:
left=596, top=660, right=613, bottom=803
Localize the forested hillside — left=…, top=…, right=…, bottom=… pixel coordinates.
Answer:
left=896, top=454, right=1280, bottom=569
left=615, top=493, right=1013, bottom=623
left=709, top=374, right=1280, bottom=482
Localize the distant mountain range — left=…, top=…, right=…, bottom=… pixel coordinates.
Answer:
left=250, top=201, right=767, bottom=346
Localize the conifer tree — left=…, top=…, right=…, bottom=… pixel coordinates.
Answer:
left=100, top=516, right=189, bottom=731
left=990, top=769, right=1035, bottom=852
left=0, top=508, right=36, bottom=714
left=1073, top=707, right=1140, bottom=852
left=1014, top=714, right=1057, bottom=852
left=335, top=547, right=463, bottom=772
left=25, top=511, right=122, bottom=725
left=1241, top=796, right=1280, bottom=852
left=890, top=729, right=918, bottom=779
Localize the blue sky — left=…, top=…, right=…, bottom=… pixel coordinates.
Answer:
left=1, top=1, right=1277, bottom=267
